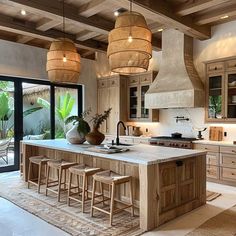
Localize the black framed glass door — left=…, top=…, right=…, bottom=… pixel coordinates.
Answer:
left=0, top=76, right=83, bottom=173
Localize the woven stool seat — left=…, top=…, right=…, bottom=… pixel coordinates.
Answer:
left=47, top=159, right=76, bottom=169
left=93, top=170, right=131, bottom=184
left=29, top=156, right=50, bottom=164
left=69, top=164, right=100, bottom=175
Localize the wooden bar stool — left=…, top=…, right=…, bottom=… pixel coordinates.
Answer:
left=45, top=160, right=76, bottom=202
left=68, top=164, right=101, bottom=212
left=91, top=170, right=134, bottom=226
left=28, top=155, right=50, bottom=193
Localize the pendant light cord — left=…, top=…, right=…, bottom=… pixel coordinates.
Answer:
left=130, top=0, right=133, bottom=12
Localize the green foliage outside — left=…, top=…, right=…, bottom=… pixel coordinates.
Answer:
left=37, top=92, right=76, bottom=138
left=209, top=96, right=222, bottom=118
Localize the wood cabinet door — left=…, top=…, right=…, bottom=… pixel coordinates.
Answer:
left=108, top=84, right=119, bottom=134
left=225, top=72, right=236, bottom=121
left=97, top=83, right=109, bottom=134
left=205, top=73, right=226, bottom=122
left=178, top=158, right=196, bottom=205
left=159, top=162, right=178, bottom=213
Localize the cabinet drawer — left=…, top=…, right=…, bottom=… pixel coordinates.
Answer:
left=207, top=165, right=219, bottom=179
left=108, top=78, right=119, bottom=87
left=128, top=77, right=139, bottom=85
left=140, top=75, right=151, bottom=84
left=226, top=59, right=236, bottom=71
left=194, top=144, right=219, bottom=152
left=98, top=80, right=107, bottom=88
left=221, top=153, right=236, bottom=168
left=220, top=146, right=236, bottom=154
left=207, top=62, right=224, bottom=73
left=206, top=152, right=219, bottom=165
left=221, top=167, right=236, bottom=181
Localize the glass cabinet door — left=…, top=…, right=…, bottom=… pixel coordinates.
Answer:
left=141, top=85, right=149, bottom=119
left=129, top=87, right=138, bottom=119
left=227, top=73, right=236, bottom=119
left=208, top=75, right=223, bottom=119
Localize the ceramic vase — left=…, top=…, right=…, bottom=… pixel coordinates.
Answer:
left=85, top=127, right=105, bottom=145
left=66, top=123, right=86, bottom=144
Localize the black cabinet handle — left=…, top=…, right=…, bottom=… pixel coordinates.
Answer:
left=176, top=160, right=183, bottom=167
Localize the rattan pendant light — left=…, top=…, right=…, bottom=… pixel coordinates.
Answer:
left=46, top=0, right=81, bottom=84
left=107, top=0, right=152, bottom=74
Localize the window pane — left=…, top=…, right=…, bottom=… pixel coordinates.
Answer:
left=55, top=87, right=78, bottom=139
left=0, top=80, right=14, bottom=168
left=23, top=83, right=51, bottom=140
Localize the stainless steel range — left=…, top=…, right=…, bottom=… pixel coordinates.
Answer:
left=149, top=136, right=197, bottom=149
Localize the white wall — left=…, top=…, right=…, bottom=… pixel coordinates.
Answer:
left=0, top=39, right=97, bottom=115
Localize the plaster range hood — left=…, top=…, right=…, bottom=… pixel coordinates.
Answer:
left=145, top=29, right=204, bottom=109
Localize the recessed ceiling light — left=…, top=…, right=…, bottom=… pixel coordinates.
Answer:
left=157, top=28, right=163, bottom=32
left=220, top=15, right=229, bottom=19
left=114, top=10, right=119, bottom=17
left=21, top=9, right=26, bottom=16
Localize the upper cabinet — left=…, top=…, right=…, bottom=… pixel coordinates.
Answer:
left=127, top=71, right=159, bottom=122
left=206, top=57, right=236, bottom=122
left=97, top=75, right=127, bottom=135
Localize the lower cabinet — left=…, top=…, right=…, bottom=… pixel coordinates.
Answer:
left=159, top=157, right=197, bottom=213
left=194, top=143, right=236, bottom=186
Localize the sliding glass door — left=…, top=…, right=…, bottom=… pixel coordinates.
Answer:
left=0, top=76, right=83, bottom=173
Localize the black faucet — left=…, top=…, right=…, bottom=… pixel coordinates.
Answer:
left=116, top=121, right=126, bottom=145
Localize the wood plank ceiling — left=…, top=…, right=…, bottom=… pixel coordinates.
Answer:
left=0, top=0, right=235, bottom=59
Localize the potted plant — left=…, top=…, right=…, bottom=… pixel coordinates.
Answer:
left=85, top=108, right=112, bottom=145
left=65, top=109, right=91, bottom=144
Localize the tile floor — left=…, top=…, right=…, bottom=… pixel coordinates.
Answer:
left=0, top=171, right=236, bottom=236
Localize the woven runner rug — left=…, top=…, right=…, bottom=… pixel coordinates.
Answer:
left=0, top=173, right=143, bottom=236
left=187, top=204, right=236, bottom=236
left=206, top=190, right=221, bottom=201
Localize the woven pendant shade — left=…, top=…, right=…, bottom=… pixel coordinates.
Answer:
left=47, top=38, right=81, bottom=84
left=107, top=11, right=152, bottom=74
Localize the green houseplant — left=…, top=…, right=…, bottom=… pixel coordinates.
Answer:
left=65, top=110, right=91, bottom=144
left=85, top=108, right=112, bottom=145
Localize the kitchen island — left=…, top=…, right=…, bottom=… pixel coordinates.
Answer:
left=21, top=139, right=207, bottom=232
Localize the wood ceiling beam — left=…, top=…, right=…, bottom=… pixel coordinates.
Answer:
left=0, top=14, right=107, bottom=52
left=8, top=0, right=113, bottom=34
left=78, top=0, right=109, bottom=17
left=76, top=31, right=100, bottom=41
left=16, top=35, right=33, bottom=43
left=36, top=18, right=61, bottom=31
left=175, top=0, right=232, bottom=16
left=113, top=0, right=211, bottom=40
left=194, top=5, right=236, bottom=25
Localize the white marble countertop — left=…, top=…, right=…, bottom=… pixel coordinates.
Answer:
left=22, top=139, right=206, bottom=165
left=193, top=140, right=236, bottom=147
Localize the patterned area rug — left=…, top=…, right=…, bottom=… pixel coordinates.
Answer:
left=0, top=173, right=142, bottom=236
left=187, top=204, right=236, bottom=236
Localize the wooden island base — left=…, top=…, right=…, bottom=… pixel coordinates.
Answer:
left=22, top=142, right=206, bottom=232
